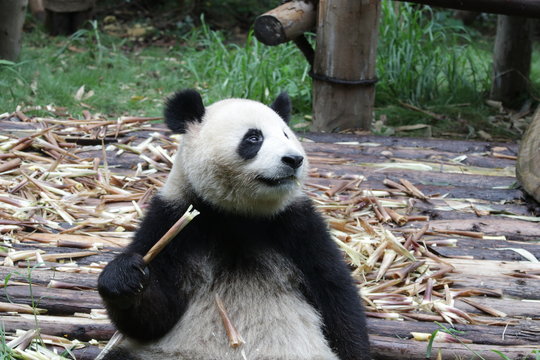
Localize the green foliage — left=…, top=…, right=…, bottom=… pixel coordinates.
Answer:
left=0, top=323, right=14, bottom=360
left=0, top=17, right=310, bottom=118
left=179, top=21, right=311, bottom=113
left=377, top=1, right=491, bottom=106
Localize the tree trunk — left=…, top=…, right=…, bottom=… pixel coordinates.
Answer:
left=0, top=0, right=28, bottom=61
left=490, top=15, right=533, bottom=108
left=312, top=0, right=380, bottom=132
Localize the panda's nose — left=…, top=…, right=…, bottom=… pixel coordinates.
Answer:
left=282, top=154, right=304, bottom=169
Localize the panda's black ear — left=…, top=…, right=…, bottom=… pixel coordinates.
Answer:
left=270, top=92, right=291, bottom=124
left=164, top=89, right=205, bottom=133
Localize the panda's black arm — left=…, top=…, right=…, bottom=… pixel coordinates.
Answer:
left=98, top=196, right=190, bottom=341
left=284, top=203, right=371, bottom=360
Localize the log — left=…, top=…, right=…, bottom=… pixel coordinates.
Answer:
left=301, top=132, right=519, bottom=154
left=455, top=297, right=540, bottom=319
left=303, top=142, right=516, bottom=169
left=0, top=286, right=104, bottom=315
left=254, top=1, right=316, bottom=46
left=312, top=0, right=380, bottom=131
left=517, top=107, right=540, bottom=202
left=0, top=0, right=28, bottom=61
left=402, top=219, right=540, bottom=241
left=367, top=317, right=540, bottom=346
left=490, top=15, right=533, bottom=107
left=400, top=0, right=540, bottom=18
left=0, top=314, right=114, bottom=341
left=370, top=335, right=539, bottom=360
left=430, top=238, right=540, bottom=262
left=448, top=273, right=540, bottom=300
left=0, top=266, right=98, bottom=289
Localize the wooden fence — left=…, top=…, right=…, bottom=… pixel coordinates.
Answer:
left=254, top=0, right=539, bottom=131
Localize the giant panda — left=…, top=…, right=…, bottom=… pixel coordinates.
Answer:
left=97, top=89, right=371, bottom=360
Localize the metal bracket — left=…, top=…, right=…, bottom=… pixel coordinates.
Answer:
left=309, top=71, right=378, bottom=86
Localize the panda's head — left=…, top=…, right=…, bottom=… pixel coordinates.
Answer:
left=160, top=89, right=308, bottom=217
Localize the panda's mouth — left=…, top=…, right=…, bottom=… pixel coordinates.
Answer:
left=257, top=175, right=297, bottom=187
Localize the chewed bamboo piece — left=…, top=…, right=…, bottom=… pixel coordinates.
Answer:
left=215, top=294, right=246, bottom=348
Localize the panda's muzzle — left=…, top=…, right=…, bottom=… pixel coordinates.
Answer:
left=257, top=174, right=297, bottom=187
left=256, top=154, right=303, bottom=186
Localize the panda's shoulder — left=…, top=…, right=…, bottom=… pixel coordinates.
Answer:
left=282, top=196, right=325, bottom=226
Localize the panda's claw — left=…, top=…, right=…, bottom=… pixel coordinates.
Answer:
left=98, top=253, right=149, bottom=304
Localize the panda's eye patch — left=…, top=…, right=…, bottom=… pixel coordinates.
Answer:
left=237, top=128, right=264, bottom=160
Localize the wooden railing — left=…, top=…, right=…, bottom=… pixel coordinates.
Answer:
left=254, top=0, right=537, bottom=131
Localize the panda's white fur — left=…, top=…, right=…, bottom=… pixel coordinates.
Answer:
left=161, top=98, right=308, bottom=216
left=123, top=252, right=339, bottom=360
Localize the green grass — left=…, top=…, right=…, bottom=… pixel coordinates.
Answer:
left=0, top=1, right=538, bottom=139
left=0, top=18, right=310, bottom=121
left=377, top=3, right=491, bottom=106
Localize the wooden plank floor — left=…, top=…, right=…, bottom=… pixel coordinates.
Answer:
left=1, top=118, right=539, bottom=359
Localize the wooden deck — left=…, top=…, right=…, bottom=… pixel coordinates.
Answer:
left=0, top=116, right=539, bottom=359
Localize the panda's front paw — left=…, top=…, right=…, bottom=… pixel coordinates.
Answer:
left=98, top=253, right=149, bottom=308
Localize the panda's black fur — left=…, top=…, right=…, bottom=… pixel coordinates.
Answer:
left=98, top=90, right=370, bottom=360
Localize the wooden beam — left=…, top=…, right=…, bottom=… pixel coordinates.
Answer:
left=490, top=15, right=533, bottom=107
left=398, top=0, right=540, bottom=18
left=312, top=0, right=380, bottom=131
left=254, top=1, right=316, bottom=46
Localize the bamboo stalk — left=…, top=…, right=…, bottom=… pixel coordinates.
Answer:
left=399, top=178, right=428, bottom=200
left=0, top=158, right=22, bottom=173
left=142, top=206, right=200, bottom=264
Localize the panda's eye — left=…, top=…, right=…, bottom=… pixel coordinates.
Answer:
left=283, top=131, right=289, bottom=139
left=247, top=134, right=262, bottom=143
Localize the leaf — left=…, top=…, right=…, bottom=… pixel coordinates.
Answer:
left=0, top=60, right=16, bottom=66
left=425, top=329, right=439, bottom=357
left=367, top=162, right=433, bottom=171
left=496, top=214, right=540, bottom=222
left=494, top=248, right=539, bottom=263
left=130, top=95, right=147, bottom=102
left=491, top=350, right=512, bottom=360
left=84, top=90, right=95, bottom=100
left=74, top=85, right=85, bottom=101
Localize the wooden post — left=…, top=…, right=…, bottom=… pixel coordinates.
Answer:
left=490, top=15, right=533, bottom=108
left=0, top=0, right=28, bottom=61
left=43, top=0, right=95, bottom=36
left=312, top=0, right=380, bottom=132
left=29, top=0, right=45, bottom=22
